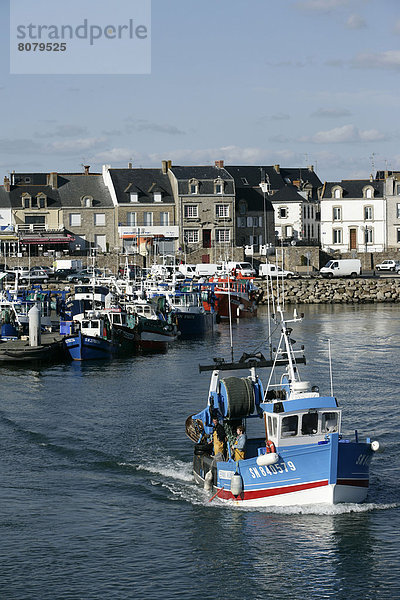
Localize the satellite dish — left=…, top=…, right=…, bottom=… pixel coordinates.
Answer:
left=291, top=240, right=296, bottom=246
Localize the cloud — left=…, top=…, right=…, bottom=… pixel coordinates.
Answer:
left=345, top=14, right=366, bottom=29
left=92, top=148, right=135, bottom=164
left=311, top=107, right=352, bottom=118
left=271, top=113, right=291, bottom=121
left=352, top=50, right=400, bottom=70
left=36, top=125, right=89, bottom=139
left=49, top=137, right=106, bottom=153
left=269, top=134, right=291, bottom=143
left=295, top=0, right=350, bottom=13
left=123, top=118, right=186, bottom=136
left=300, top=124, right=388, bottom=143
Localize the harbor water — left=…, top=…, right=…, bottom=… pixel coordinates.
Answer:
left=0, top=304, right=399, bottom=599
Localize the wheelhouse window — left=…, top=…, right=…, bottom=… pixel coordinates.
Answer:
left=301, top=412, right=318, bottom=435
left=184, top=204, right=198, bottom=218
left=333, top=207, right=342, bottom=221
left=281, top=415, right=298, bottom=437
left=267, top=415, right=277, bottom=438
left=321, top=412, right=338, bottom=433
left=216, top=229, right=230, bottom=243
left=216, top=204, right=229, bottom=218
left=184, top=229, right=199, bottom=244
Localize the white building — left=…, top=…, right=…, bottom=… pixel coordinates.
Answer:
left=320, top=178, right=385, bottom=253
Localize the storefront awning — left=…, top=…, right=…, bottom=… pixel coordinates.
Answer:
left=21, top=236, right=75, bottom=244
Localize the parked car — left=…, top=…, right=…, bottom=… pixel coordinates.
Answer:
left=54, top=268, right=78, bottom=281
left=66, top=268, right=103, bottom=283
left=375, top=259, right=400, bottom=272
left=35, top=265, right=54, bottom=277
left=20, top=268, right=50, bottom=284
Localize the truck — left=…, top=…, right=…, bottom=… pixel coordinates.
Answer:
left=53, top=259, right=83, bottom=272
left=177, top=264, right=197, bottom=279
left=258, top=263, right=295, bottom=279
left=195, top=263, right=223, bottom=278
left=320, top=259, right=361, bottom=278
left=226, top=261, right=257, bottom=277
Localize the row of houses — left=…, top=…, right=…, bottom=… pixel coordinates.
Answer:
left=1, top=160, right=400, bottom=262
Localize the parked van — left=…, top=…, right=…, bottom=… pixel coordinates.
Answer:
left=320, top=259, right=361, bottom=278
left=178, top=264, right=197, bottom=279
left=227, top=262, right=257, bottom=277
left=258, top=263, right=295, bottom=279
left=195, top=263, right=223, bottom=278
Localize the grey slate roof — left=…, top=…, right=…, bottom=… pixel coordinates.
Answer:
left=170, top=166, right=235, bottom=195
left=110, top=168, right=174, bottom=204
left=5, top=173, right=113, bottom=208
left=225, top=165, right=322, bottom=199
left=322, top=180, right=384, bottom=199
left=236, top=187, right=274, bottom=212
left=270, top=185, right=312, bottom=204
left=0, top=187, right=11, bottom=208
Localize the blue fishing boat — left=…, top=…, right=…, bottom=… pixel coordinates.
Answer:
left=63, top=312, right=120, bottom=361
left=165, top=289, right=216, bottom=338
left=186, top=307, right=380, bottom=507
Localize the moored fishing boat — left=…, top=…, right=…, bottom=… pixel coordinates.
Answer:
left=207, top=275, right=258, bottom=319
left=185, top=307, right=380, bottom=507
left=63, top=312, right=120, bottom=361
left=165, top=289, right=216, bottom=338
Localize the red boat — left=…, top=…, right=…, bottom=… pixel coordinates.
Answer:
left=206, top=276, right=258, bottom=319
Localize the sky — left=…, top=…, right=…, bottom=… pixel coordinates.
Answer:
left=1, top=0, right=400, bottom=183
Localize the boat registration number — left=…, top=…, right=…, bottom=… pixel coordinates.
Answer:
left=249, top=461, right=296, bottom=479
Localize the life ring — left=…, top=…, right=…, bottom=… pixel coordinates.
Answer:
left=266, top=440, right=276, bottom=454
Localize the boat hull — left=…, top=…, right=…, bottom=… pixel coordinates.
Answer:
left=63, top=332, right=118, bottom=361
left=175, top=311, right=215, bottom=337
left=193, top=435, right=372, bottom=507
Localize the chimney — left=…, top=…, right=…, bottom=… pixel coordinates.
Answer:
left=3, top=176, right=10, bottom=192
left=274, top=164, right=280, bottom=173
left=128, top=161, right=132, bottom=169
left=84, top=165, right=90, bottom=175
left=215, top=160, right=224, bottom=169
left=370, top=173, right=373, bottom=182
left=162, top=160, right=168, bottom=174
left=167, top=160, right=172, bottom=169
left=308, top=165, right=314, bottom=172
left=48, top=172, right=58, bottom=189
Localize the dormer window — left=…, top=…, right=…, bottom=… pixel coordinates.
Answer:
left=363, top=186, right=374, bottom=199
left=22, top=193, right=31, bottom=209
left=36, top=194, right=47, bottom=209
left=214, top=179, right=224, bottom=194
left=333, top=187, right=342, bottom=199
left=130, top=192, right=138, bottom=203
left=189, top=179, right=199, bottom=194
left=81, top=195, right=93, bottom=208
left=154, top=192, right=162, bottom=203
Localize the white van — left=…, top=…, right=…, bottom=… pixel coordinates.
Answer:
left=320, top=259, right=361, bottom=278
left=258, top=263, right=295, bottom=279
left=227, top=262, right=257, bottom=277
left=195, top=263, right=223, bottom=278
left=178, top=264, right=197, bottom=279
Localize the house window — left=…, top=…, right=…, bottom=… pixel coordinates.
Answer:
left=334, top=188, right=341, bottom=199
left=333, top=229, right=342, bottom=244
left=303, top=205, right=307, bottom=218
left=160, top=212, right=169, bottom=225
left=365, top=228, right=373, bottom=243
left=24, top=177, right=31, bottom=183
left=127, top=212, right=137, bottom=226
left=94, top=234, right=106, bottom=252
left=365, top=188, right=373, bottom=199
left=189, top=180, right=199, bottom=194
left=216, top=204, right=229, bottom=218
left=215, top=184, right=222, bottom=194
left=70, top=213, right=81, bottom=227
left=333, top=207, right=342, bottom=221
left=22, top=195, right=31, bottom=209
left=396, top=184, right=400, bottom=196
left=184, top=204, right=198, bottom=218
left=239, top=203, right=246, bottom=215
left=130, top=192, right=138, bottom=202
left=216, top=229, right=230, bottom=243
left=397, top=228, right=400, bottom=243
left=364, top=206, right=373, bottom=220
left=154, top=192, right=162, bottom=203
left=237, top=217, right=246, bottom=227
left=94, top=213, right=106, bottom=226
left=396, top=203, right=400, bottom=219
left=37, top=195, right=46, bottom=208
left=278, top=207, right=287, bottom=219
left=143, top=212, right=153, bottom=226
left=184, top=229, right=199, bottom=244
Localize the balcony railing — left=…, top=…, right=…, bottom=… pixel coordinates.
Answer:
left=16, top=224, right=65, bottom=233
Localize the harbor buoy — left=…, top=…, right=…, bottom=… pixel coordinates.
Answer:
left=204, top=470, right=213, bottom=492
left=371, top=440, right=381, bottom=452
left=256, top=452, right=279, bottom=467
left=230, top=473, right=243, bottom=497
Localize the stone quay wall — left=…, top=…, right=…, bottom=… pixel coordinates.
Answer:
left=257, top=277, right=400, bottom=304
